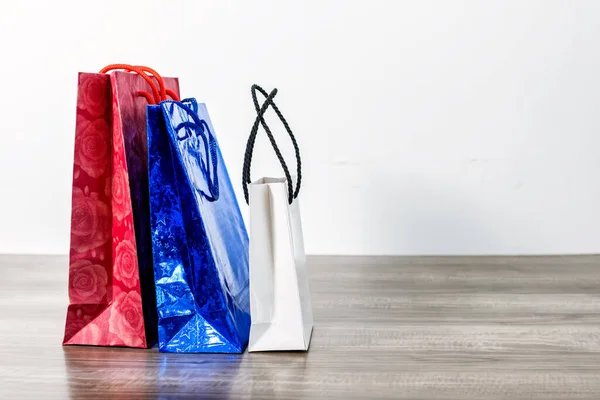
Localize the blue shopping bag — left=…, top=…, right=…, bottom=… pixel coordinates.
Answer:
left=147, top=98, right=250, bottom=353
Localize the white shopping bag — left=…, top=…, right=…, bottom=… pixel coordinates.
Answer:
left=243, top=85, right=313, bottom=352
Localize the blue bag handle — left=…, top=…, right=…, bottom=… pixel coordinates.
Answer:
left=172, top=101, right=220, bottom=202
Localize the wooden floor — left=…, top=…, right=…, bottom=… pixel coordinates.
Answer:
left=1, top=255, right=600, bottom=399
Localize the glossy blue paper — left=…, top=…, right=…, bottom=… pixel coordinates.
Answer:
left=147, top=99, right=250, bottom=353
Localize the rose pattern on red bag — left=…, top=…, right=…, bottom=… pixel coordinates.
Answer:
left=69, top=259, right=108, bottom=304
left=70, top=187, right=111, bottom=253
left=108, top=291, right=145, bottom=347
left=74, top=118, right=110, bottom=178
left=77, top=74, right=109, bottom=117
left=113, top=239, right=139, bottom=289
left=111, top=163, right=132, bottom=221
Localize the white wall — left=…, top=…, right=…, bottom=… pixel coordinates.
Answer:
left=0, top=0, right=599, bottom=255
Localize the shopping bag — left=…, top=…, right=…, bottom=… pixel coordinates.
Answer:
left=243, top=85, right=313, bottom=352
left=147, top=98, right=251, bottom=353
left=63, top=65, right=180, bottom=348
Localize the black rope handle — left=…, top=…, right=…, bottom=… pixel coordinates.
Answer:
left=242, top=84, right=302, bottom=204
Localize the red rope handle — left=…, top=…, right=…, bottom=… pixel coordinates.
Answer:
left=133, top=66, right=180, bottom=101
left=133, top=66, right=167, bottom=101
left=99, top=64, right=180, bottom=103
left=99, top=64, right=161, bottom=103
left=136, top=91, right=155, bottom=104
left=166, top=89, right=180, bottom=101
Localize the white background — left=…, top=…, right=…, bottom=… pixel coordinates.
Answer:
left=0, top=0, right=598, bottom=255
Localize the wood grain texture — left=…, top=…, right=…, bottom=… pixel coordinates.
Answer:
left=1, top=255, right=600, bottom=399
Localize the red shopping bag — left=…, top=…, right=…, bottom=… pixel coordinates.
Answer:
left=63, top=65, right=180, bottom=347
